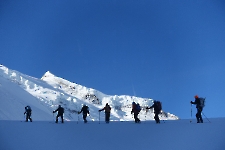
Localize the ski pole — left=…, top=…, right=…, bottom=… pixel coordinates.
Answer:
left=99, top=111, right=100, bottom=124
left=190, top=103, right=192, bottom=123
left=160, top=113, right=165, bottom=123
left=145, top=115, right=146, bottom=123
left=89, top=114, right=93, bottom=121
left=202, top=112, right=211, bottom=123
left=77, top=113, right=79, bottom=124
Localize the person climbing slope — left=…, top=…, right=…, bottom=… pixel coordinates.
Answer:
left=53, top=105, right=64, bottom=123
left=99, top=103, right=111, bottom=123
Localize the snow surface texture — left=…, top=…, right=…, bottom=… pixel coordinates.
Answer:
left=0, top=65, right=178, bottom=122
left=0, top=119, right=225, bottom=150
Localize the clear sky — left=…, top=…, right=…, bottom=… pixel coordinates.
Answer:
left=1, top=0, right=225, bottom=119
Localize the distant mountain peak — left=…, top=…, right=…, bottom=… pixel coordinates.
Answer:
left=41, top=71, right=55, bottom=80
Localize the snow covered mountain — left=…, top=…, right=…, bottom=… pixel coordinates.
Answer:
left=0, top=65, right=178, bottom=121
left=1, top=65, right=225, bottom=150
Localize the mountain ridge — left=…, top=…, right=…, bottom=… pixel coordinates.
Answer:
left=0, top=65, right=178, bottom=121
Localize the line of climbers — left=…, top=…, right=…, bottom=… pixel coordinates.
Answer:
left=51, top=103, right=111, bottom=124
left=23, top=95, right=205, bottom=124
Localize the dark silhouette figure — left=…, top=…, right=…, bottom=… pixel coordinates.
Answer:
left=78, top=104, right=90, bottom=123
left=99, top=103, right=111, bottom=123
left=24, top=106, right=32, bottom=122
left=146, top=101, right=161, bottom=124
left=53, top=105, right=64, bottom=123
left=131, top=102, right=141, bottom=123
left=191, top=95, right=203, bottom=123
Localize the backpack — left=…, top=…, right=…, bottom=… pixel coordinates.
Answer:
left=83, top=106, right=89, bottom=113
left=199, top=98, right=205, bottom=108
left=26, top=106, right=32, bottom=113
left=105, top=105, right=111, bottom=112
left=155, top=101, right=162, bottom=112
left=84, top=106, right=89, bottom=111
left=61, top=107, right=64, bottom=113
left=136, top=103, right=141, bottom=112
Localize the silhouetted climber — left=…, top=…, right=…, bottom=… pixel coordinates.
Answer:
left=24, top=105, right=32, bottom=122
left=53, top=105, right=64, bottom=123
left=191, top=95, right=205, bottom=123
left=146, top=101, right=162, bottom=124
left=78, top=104, right=89, bottom=123
left=99, top=103, right=111, bottom=123
left=131, top=102, right=141, bottom=123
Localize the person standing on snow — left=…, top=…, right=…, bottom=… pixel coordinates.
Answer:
left=24, top=105, right=32, bottom=122
left=53, top=105, right=64, bottom=123
left=146, top=101, right=162, bottom=124
left=191, top=95, right=203, bottom=123
left=99, top=103, right=111, bottom=123
left=78, top=104, right=90, bottom=123
left=131, top=102, right=141, bottom=123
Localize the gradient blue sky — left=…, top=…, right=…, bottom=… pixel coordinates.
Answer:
left=1, top=0, right=225, bottom=119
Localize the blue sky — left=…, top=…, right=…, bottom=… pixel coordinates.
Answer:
left=1, top=0, right=225, bottom=119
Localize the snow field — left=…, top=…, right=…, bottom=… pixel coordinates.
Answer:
left=0, top=118, right=225, bottom=150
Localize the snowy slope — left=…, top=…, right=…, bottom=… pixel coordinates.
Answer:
left=0, top=118, right=225, bottom=150
left=0, top=66, right=53, bottom=120
left=0, top=65, right=178, bottom=121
